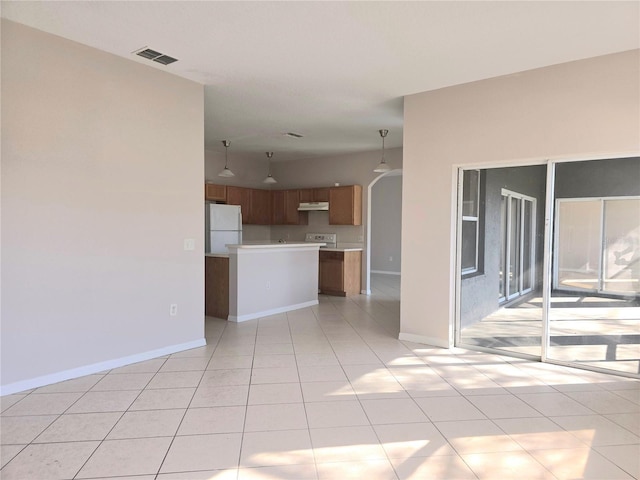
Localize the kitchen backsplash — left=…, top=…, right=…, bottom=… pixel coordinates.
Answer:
left=229, top=214, right=364, bottom=244
left=243, top=225, right=272, bottom=242
left=270, top=211, right=364, bottom=243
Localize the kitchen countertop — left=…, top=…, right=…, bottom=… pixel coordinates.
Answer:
left=228, top=241, right=326, bottom=249
left=307, top=242, right=364, bottom=252
left=206, top=242, right=325, bottom=256
left=205, top=242, right=363, bottom=255
left=320, top=243, right=363, bottom=252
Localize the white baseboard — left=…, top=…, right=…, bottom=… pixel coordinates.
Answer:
left=0, top=338, right=207, bottom=396
left=398, top=333, right=451, bottom=349
left=361, top=289, right=371, bottom=295
left=371, top=270, right=401, bottom=276
left=228, top=300, right=319, bottom=323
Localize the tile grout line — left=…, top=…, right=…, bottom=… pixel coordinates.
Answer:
left=153, top=318, right=234, bottom=479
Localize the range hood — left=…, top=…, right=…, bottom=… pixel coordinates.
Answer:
left=298, top=201, right=329, bottom=211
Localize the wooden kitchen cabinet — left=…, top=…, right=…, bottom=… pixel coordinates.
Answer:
left=329, top=185, right=362, bottom=225
left=271, top=189, right=308, bottom=225
left=271, top=190, right=285, bottom=225
left=285, top=190, right=307, bottom=225
left=250, top=188, right=272, bottom=225
left=205, top=256, right=229, bottom=319
left=227, top=186, right=272, bottom=224
left=299, top=187, right=330, bottom=202
left=205, top=183, right=227, bottom=202
left=226, top=186, right=251, bottom=224
left=319, top=250, right=361, bottom=296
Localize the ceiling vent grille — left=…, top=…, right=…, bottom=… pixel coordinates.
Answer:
left=134, top=47, right=178, bottom=65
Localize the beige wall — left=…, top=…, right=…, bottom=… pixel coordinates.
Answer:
left=401, top=50, right=640, bottom=347
left=205, top=149, right=273, bottom=189
left=1, top=20, right=205, bottom=393
left=371, top=175, right=402, bottom=273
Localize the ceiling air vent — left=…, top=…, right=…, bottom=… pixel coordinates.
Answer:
left=134, top=47, right=178, bottom=65
left=153, top=55, right=178, bottom=65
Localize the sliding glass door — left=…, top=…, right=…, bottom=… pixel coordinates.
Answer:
left=549, top=161, right=640, bottom=376
left=457, top=157, right=640, bottom=378
left=458, top=165, right=546, bottom=358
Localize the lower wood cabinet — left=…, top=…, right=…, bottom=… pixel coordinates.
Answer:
left=205, top=256, right=229, bottom=319
left=319, top=250, right=361, bottom=296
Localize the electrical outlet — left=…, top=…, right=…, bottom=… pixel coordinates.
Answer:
left=266, top=281, right=271, bottom=290
left=170, top=304, right=178, bottom=316
left=184, top=238, right=195, bottom=251
left=389, top=256, right=393, bottom=262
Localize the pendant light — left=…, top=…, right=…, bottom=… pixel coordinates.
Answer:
left=373, top=129, right=391, bottom=173
left=218, top=140, right=235, bottom=177
left=263, top=152, right=277, bottom=184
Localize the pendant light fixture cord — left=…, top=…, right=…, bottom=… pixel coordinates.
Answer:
left=374, top=129, right=391, bottom=173
left=223, top=140, right=230, bottom=168
left=218, top=140, right=235, bottom=177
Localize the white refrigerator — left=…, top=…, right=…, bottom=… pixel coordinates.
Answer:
left=206, top=204, right=243, bottom=254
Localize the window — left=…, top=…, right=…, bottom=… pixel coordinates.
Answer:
left=461, top=170, right=482, bottom=275
left=555, top=197, right=640, bottom=295
left=500, top=189, right=536, bottom=302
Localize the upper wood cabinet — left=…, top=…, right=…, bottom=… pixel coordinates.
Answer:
left=205, top=183, right=360, bottom=226
left=270, top=190, right=285, bottom=225
left=299, top=188, right=330, bottom=203
left=226, top=186, right=251, bottom=223
left=285, top=190, right=308, bottom=225
left=329, top=185, right=362, bottom=225
left=205, top=183, right=226, bottom=202
left=226, top=186, right=272, bottom=225
left=271, top=189, right=308, bottom=225
left=250, top=188, right=272, bottom=225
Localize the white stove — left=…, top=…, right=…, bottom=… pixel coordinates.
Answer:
left=305, top=233, right=337, bottom=249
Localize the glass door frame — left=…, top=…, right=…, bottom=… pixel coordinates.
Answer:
left=454, top=155, right=639, bottom=379
left=500, top=188, right=537, bottom=303
left=453, top=159, right=550, bottom=360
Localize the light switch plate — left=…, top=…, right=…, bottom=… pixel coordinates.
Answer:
left=184, top=238, right=195, bottom=251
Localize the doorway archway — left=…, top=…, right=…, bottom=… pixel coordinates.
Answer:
left=365, top=169, right=403, bottom=295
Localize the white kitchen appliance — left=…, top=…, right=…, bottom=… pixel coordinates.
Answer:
left=305, top=233, right=337, bottom=249
left=298, top=201, right=329, bottom=211
left=206, top=204, right=243, bottom=254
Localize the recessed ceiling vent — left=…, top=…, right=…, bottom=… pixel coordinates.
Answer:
left=134, top=47, right=178, bottom=65
left=284, top=132, right=304, bottom=138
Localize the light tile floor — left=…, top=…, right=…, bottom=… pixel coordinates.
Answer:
left=1, top=274, right=639, bottom=479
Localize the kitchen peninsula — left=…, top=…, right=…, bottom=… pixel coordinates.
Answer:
left=205, top=241, right=324, bottom=322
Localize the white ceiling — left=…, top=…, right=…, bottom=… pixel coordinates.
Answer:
left=3, top=1, right=639, bottom=161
